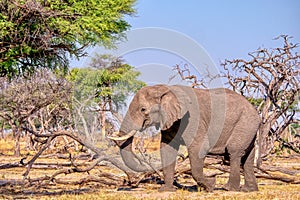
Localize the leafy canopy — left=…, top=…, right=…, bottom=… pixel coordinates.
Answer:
left=0, top=0, right=136, bottom=78
left=69, top=54, right=145, bottom=111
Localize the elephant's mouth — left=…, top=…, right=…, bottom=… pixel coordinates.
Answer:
left=142, top=119, right=160, bottom=131
left=142, top=118, right=151, bottom=129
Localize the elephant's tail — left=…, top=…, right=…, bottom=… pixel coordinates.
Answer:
left=256, top=122, right=263, bottom=168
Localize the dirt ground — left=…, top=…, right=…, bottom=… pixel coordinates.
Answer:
left=0, top=137, right=300, bottom=200
left=1, top=155, right=299, bottom=200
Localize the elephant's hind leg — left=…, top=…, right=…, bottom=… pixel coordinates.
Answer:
left=223, top=150, right=242, bottom=191
left=224, top=121, right=258, bottom=192
left=241, top=147, right=258, bottom=192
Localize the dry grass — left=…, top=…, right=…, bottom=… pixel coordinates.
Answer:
left=0, top=136, right=300, bottom=200
left=19, top=184, right=299, bottom=200
left=0, top=136, right=15, bottom=156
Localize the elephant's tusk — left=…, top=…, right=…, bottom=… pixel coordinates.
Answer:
left=107, top=130, right=137, bottom=141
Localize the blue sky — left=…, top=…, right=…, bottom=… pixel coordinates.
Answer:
left=125, top=0, right=299, bottom=64
left=75, top=0, right=299, bottom=86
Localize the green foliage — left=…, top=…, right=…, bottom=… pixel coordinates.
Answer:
left=291, top=123, right=300, bottom=129
left=68, top=67, right=103, bottom=101
left=247, top=97, right=264, bottom=108
left=0, top=0, right=136, bottom=78
left=69, top=55, right=145, bottom=111
left=290, top=123, right=300, bottom=136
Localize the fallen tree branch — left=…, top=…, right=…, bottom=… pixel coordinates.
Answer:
left=54, top=175, right=122, bottom=187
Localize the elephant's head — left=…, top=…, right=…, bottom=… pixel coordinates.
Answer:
left=108, top=84, right=191, bottom=172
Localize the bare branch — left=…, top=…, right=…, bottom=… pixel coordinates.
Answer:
left=221, top=35, right=300, bottom=161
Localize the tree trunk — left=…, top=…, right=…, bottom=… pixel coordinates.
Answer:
left=27, top=117, right=38, bottom=150
left=100, top=111, right=106, bottom=140
left=12, top=125, right=21, bottom=157
left=0, top=122, right=4, bottom=139
left=99, top=101, right=108, bottom=141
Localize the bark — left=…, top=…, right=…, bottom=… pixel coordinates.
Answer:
left=12, top=125, right=21, bottom=157
left=100, top=110, right=106, bottom=140
left=0, top=122, right=4, bottom=139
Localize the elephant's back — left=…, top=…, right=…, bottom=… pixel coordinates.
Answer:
left=198, top=88, right=259, bottom=114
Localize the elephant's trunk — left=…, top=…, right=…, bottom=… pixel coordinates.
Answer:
left=118, top=136, right=150, bottom=172
left=108, top=110, right=153, bottom=172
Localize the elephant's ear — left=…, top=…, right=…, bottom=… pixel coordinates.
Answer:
left=159, top=85, right=191, bottom=130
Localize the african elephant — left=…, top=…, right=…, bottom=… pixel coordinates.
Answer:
left=108, top=84, right=260, bottom=192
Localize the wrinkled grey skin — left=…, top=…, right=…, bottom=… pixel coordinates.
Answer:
left=112, top=84, right=260, bottom=192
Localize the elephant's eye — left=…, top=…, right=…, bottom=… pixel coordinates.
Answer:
left=140, top=108, right=146, bottom=113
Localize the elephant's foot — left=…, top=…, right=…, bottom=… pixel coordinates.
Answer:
left=199, top=177, right=216, bottom=192
left=223, top=182, right=240, bottom=192
left=240, top=184, right=258, bottom=192
left=158, top=185, right=176, bottom=192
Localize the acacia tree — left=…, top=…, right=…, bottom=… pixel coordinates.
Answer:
left=69, top=54, right=145, bottom=140
left=221, top=35, right=300, bottom=164
left=0, top=0, right=136, bottom=78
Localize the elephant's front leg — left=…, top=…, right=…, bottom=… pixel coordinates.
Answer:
left=189, top=152, right=216, bottom=192
left=159, top=140, right=180, bottom=192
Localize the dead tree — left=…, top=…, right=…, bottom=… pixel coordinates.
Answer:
left=170, top=64, right=208, bottom=88
left=0, top=90, right=140, bottom=190
left=221, top=35, right=299, bottom=164
left=0, top=70, right=72, bottom=156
